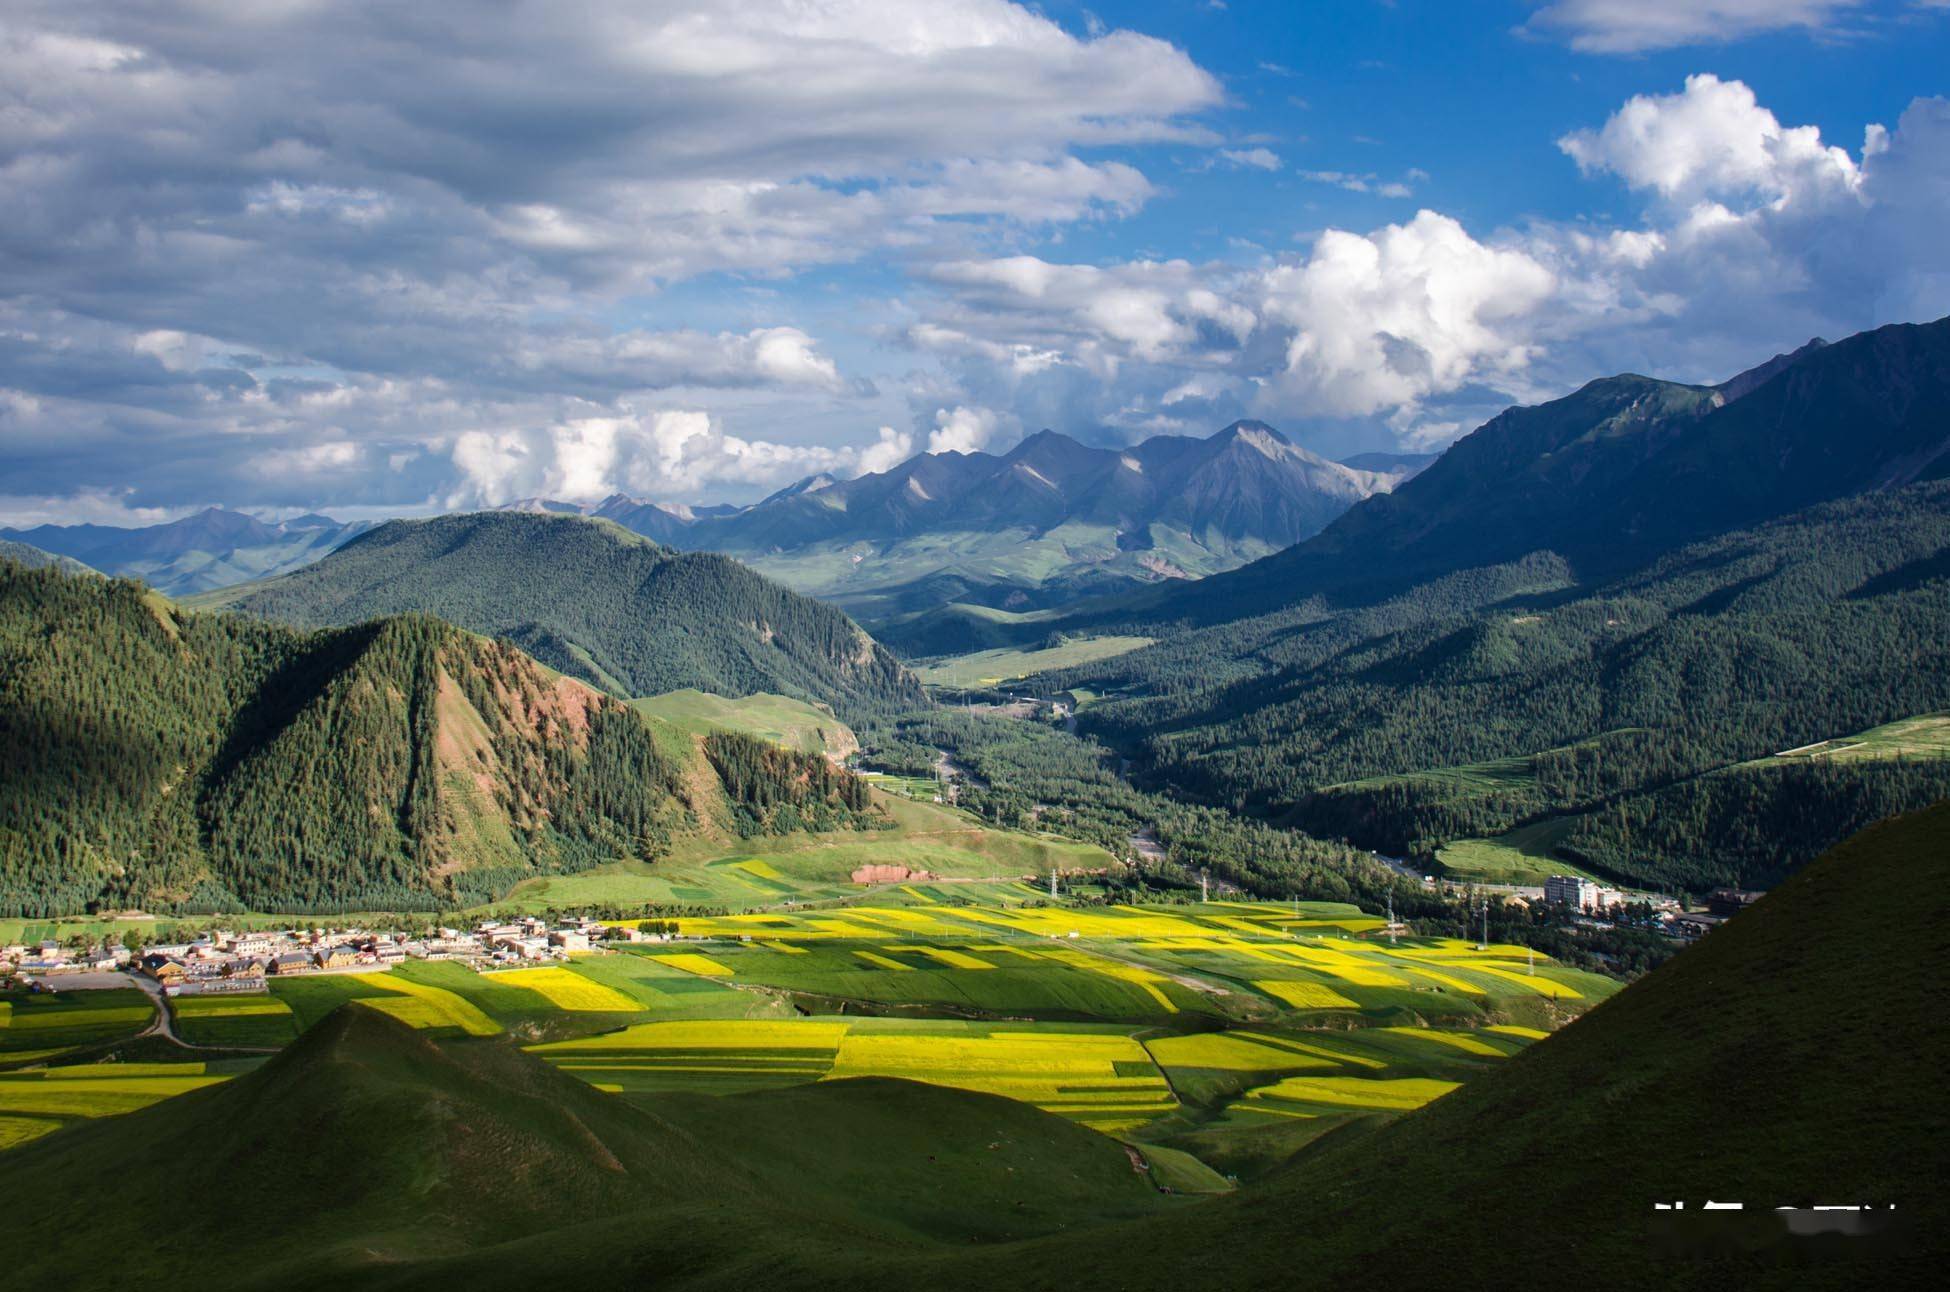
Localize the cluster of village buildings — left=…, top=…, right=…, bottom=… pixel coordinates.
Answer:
left=1540, top=874, right=1763, bottom=940
left=1, top=916, right=671, bottom=995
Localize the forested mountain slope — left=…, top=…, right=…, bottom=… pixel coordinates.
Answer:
left=1060, top=482, right=1950, bottom=891
left=0, top=561, right=879, bottom=915
left=199, top=512, right=922, bottom=718
left=1114, top=314, right=1950, bottom=631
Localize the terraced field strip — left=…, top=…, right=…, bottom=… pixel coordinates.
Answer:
left=1144, top=1032, right=1345, bottom=1075
left=898, top=946, right=996, bottom=970
left=168, top=994, right=299, bottom=1047
left=481, top=966, right=640, bottom=1012
left=530, top=1020, right=849, bottom=1095
left=828, top=1023, right=1177, bottom=1131
left=647, top=953, right=736, bottom=977
left=1420, top=961, right=1584, bottom=998
left=366, top=975, right=501, bottom=1035
left=0, top=1063, right=230, bottom=1147
left=1381, top=1027, right=1514, bottom=1057
left=1240, top=1075, right=1462, bottom=1116
left=0, top=991, right=154, bottom=1055
left=532, top=1017, right=1179, bottom=1130
left=1252, top=981, right=1359, bottom=1010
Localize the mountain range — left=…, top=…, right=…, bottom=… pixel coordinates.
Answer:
left=195, top=511, right=923, bottom=717
left=504, top=422, right=1428, bottom=624
left=0, top=508, right=373, bottom=596
left=1, top=423, right=1428, bottom=620
left=1005, top=315, right=1950, bottom=892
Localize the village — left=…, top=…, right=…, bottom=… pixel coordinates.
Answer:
left=0, top=915, right=678, bottom=996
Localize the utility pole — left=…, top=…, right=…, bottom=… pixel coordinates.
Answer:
left=1478, top=898, right=1489, bottom=951
left=1200, top=869, right=1209, bottom=904
left=1387, top=893, right=1397, bottom=944
left=1049, top=870, right=1058, bottom=900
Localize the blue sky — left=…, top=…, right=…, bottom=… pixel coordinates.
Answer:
left=1, top=0, right=1947, bottom=524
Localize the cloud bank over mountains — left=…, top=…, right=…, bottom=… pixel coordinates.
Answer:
left=0, top=1, right=1945, bottom=522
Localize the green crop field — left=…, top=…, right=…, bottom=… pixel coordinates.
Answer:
left=1436, top=817, right=1599, bottom=886
left=915, top=635, right=1156, bottom=688
left=1758, top=710, right=1950, bottom=766
left=0, top=1058, right=263, bottom=1147
left=496, top=792, right=1113, bottom=911
left=168, top=994, right=299, bottom=1048
left=0, top=988, right=154, bottom=1061
left=628, top=689, right=857, bottom=758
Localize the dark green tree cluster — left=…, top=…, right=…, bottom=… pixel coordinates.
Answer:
left=701, top=730, right=881, bottom=837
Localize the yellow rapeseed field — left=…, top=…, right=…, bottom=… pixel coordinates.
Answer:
left=535, top=1019, right=849, bottom=1055
left=826, top=1028, right=1175, bottom=1130
left=1246, top=1075, right=1459, bottom=1111
left=1398, top=966, right=1488, bottom=995
left=1146, top=1032, right=1341, bottom=1073
left=852, top=950, right=913, bottom=971
left=0, top=1113, right=61, bottom=1149
left=899, top=946, right=995, bottom=970
left=1253, top=980, right=1359, bottom=1010
left=367, top=976, right=501, bottom=1035
left=1039, top=948, right=1179, bottom=1012
left=647, top=953, right=735, bottom=977
left=1382, top=1027, right=1509, bottom=1057
left=486, top=966, right=640, bottom=1012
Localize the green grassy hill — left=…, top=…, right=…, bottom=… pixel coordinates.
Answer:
left=630, top=688, right=858, bottom=758
left=0, top=1004, right=1170, bottom=1290
left=195, top=512, right=922, bottom=718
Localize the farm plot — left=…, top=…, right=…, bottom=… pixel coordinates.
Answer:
left=531, top=1019, right=849, bottom=1096
left=478, top=966, right=640, bottom=1013
left=628, top=940, right=1206, bottom=1021
left=168, top=995, right=298, bottom=1048
left=0, top=1062, right=232, bottom=1148
left=530, top=1016, right=1178, bottom=1131
left=1147, top=1019, right=1536, bottom=1119
left=364, top=975, right=500, bottom=1036
left=0, top=989, right=153, bottom=1058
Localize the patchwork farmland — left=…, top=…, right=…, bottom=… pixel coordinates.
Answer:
left=3, top=890, right=1614, bottom=1176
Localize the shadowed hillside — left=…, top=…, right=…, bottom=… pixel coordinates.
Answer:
left=0, top=1006, right=1168, bottom=1290
left=199, top=511, right=922, bottom=717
